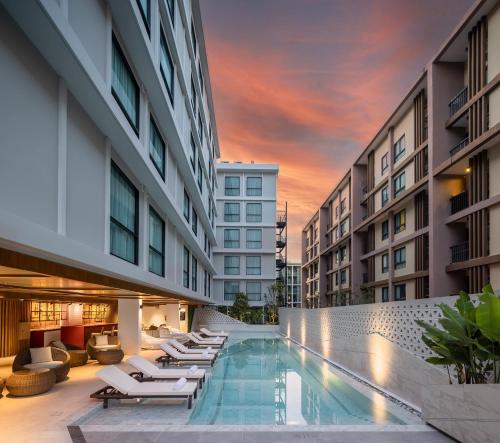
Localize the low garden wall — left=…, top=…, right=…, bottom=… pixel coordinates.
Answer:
left=192, top=307, right=279, bottom=333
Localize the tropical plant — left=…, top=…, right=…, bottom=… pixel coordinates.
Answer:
left=265, top=281, right=285, bottom=324
left=416, top=284, right=500, bottom=384
left=230, top=292, right=249, bottom=322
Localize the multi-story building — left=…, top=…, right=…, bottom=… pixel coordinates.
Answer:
left=302, top=0, right=500, bottom=306
left=0, top=0, right=219, bottom=353
left=213, top=162, right=278, bottom=307
left=285, top=263, right=302, bottom=307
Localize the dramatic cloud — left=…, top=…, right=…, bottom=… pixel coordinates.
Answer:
left=201, top=0, right=473, bottom=261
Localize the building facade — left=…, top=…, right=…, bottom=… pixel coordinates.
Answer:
left=285, top=263, right=301, bottom=307
left=302, top=0, right=500, bottom=306
left=0, top=0, right=219, bottom=353
left=214, top=162, right=278, bottom=307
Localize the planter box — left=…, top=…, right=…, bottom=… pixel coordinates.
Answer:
left=422, top=383, right=500, bottom=443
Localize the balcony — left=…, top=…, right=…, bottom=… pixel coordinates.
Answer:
left=276, top=212, right=287, bottom=229
left=276, top=255, right=286, bottom=269
left=451, top=242, right=469, bottom=263
left=276, top=235, right=287, bottom=249
left=449, top=86, right=468, bottom=117
left=449, top=136, right=469, bottom=156
left=450, top=191, right=468, bottom=215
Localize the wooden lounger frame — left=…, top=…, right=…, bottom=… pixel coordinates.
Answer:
left=130, top=371, right=205, bottom=389
left=155, top=353, right=216, bottom=368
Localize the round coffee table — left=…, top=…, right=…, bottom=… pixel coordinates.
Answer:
left=6, top=369, right=56, bottom=397
left=95, top=349, right=124, bottom=365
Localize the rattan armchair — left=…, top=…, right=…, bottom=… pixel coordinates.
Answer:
left=50, top=341, right=89, bottom=367
left=12, top=347, right=71, bottom=383
left=86, top=335, right=121, bottom=360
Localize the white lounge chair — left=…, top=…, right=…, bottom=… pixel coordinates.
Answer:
left=156, top=342, right=217, bottom=367
left=168, top=339, right=218, bottom=355
left=200, top=327, right=229, bottom=338
left=127, top=355, right=206, bottom=388
left=188, top=332, right=225, bottom=347
left=90, top=365, right=198, bottom=409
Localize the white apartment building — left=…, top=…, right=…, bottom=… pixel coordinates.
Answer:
left=0, top=0, right=219, bottom=353
left=286, top=263, right=301, bottom=307
left=214, top=163, right=278, bottom=307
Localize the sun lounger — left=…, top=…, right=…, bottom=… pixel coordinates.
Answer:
left=127, top=355, right=206, bottom=388
left=90, top=365, right=198, bottom=409
left=200, top=327, right=229, bottom=338
left=188, top=332, right=225, bottom=347
left=168, top=339, right=218, bottom=355
left=156, top=342, right=217, bottom=367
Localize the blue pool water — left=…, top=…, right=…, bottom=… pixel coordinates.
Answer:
left=188, top=338, right=407, bottom=425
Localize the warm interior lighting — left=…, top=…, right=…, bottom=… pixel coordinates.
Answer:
left=465, top=167, right=471, bottom=173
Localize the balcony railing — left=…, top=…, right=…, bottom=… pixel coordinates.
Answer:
left=449, top=86, right=468, bottom=117
left=276, top=235, right=287, bottom=249
left=451, top=242, right=469, bottom=263
left=450, top=191, right=468, bottom=215
left=276, top=212, right=287, bottom=228
left=449, top=136, right=469, bottom=156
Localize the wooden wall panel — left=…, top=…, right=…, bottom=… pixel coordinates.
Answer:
left=0, top=299, right=30, bottom=357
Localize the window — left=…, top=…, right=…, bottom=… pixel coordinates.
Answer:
left=339, top=221, right=347, bottom=237
left=224, top=281, right=239, bottom=301
left=149, top=118, right=165, bottom=179
left=191, top=75, right=197, bottom=113
left=244, top=229, right=262, bottom=251
left=225, top=176, right=240, bottom=196
left=197, top=160, right=203, bottom=192
left=246, top=282, right=261, bottom=301
left=166, top=0, right=174, bottom=24
left=224, top=256, right=240, bottom=275
left=393, top=135, right=406, bottom=163
left=381, top=186, right=389, bottom=207
left=192, top=208, right=197, bottom=235
left=191, top=256, right=197, bottom=291
left=246, top=256, right=261, bottom=275
left=136, top=0, right=150, bottom=34
left=382, top=220, right=389, bottom=240
left=340, top=246, right=347, bottom=262
left=198, top=110, right=203, bottom=145
left=148, top=207, right=165, bottom=276
left=204, top=269, right=208, bottom=297
left=191, top=20, right=197, bottom=55
left=394, top=209, right=406, bottom=234
left=190, top=135, right=196, bottom=171
left=335, top=205, right=339, bottom=219
left=340, top=198, right=346, bottom=214
left=394, top=284, right=406, bottom=301
left=224, top=202, right=240, bottom=222
left=198, top=62, right=204, bottom=95
left=224, top=229, right=240, bottom=248
left=246, top=177, right=262, bottom=196
left=340, top=269, right=347, bottom=284
left=183, top=190, right=190, bottom=222
left=381, top=153, right=388, bottom=175
left=110, top=162, right=138, bottom=264
left=382, top=253, right=389, bottom=273
left=394, top=246, right=406, bottom=269
left=246, top=203, right=262, bottom=222
left=204, top=233, right=208, bottom=253
left=160, top=28, right=174, bottom=104
left=335, top=272, right=338, bottom=285
left=183, top=247, right=190, bottom=288
left=112, top=35, right=139, bottom=134
left=382, top=286, right=389, bottom=303
left=394, top=172, right=406, bottom=197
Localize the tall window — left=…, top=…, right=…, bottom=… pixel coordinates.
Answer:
left=191, top=75, right=197, bottom=113
left=381, top=153, right=388, bottom=175
left=190, top=134, right=196, bottom=171
left=246, top=177, right=262, bottom=196
left=198, top=62, right=204, bottom=95
left=393, top=135, right=406, bottom=163
left=183, top=247, right=190, bottom=288
left=183, top=190, right=190, bottom=222
left=192, top=256, right=198, bottom=291
left=224, top=256, right=240, bottom=275
left=246, top=282, right=261, bottom=301
left=110, top=162, right=138, bottom=264
left=136, top=0, right=150, bottom=35
left=382, top=286, right=389, bottom=303
left=197, top=160, right=203, bottom=192
left=192, top=208, right=197, bottom=235
left=394, top=284, right=406, bottom=301
left=381, top=186, right=389, bottom=207
left=149, top=207, right=164, bottom=276
left=340, top=269, right=347, bottom=284
left=394, top=246, right=406, bottom=269
left=198, top=110, right=203, bottom=145
left=246, top=203, right=262, bottom=222
left=224, top=229, right=240, bottom=248
left=191, top=20, right=197, bottom=55
left=224, top=281, right=239, bottom=301
left=394, top=209, right=406, bottom=234
left=204, top=269, right=208, bottom=297
left=112, top=35, right=139, bottom=134
left=224, top=202, right=240, bottom=222
left=394, top=172, right=406, bottom=197
left=381, top=253, right=389, bottom=273
left=246, top=256, right=261, bottom=275
left=246, top=229, right=262, bottom=249
left=149, top=118, right=165, bottom=179
left=381, top=220, right=389, bottom=240
left=166, top=0, right=174, bottom=24
left=160, top=28, right=174, bottom=104
left=225, top=176, right=240, bottom=196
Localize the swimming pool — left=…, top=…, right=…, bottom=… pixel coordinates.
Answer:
left=188, top=337, right=408, bottom=425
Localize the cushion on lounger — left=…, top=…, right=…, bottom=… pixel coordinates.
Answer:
left=127, top=355, right=159, bottom=376
left=96, top=365, right=139, bottom=395
left=30, top=347, right=53, bottom=364
left=95, top=335, right=108, bottom=346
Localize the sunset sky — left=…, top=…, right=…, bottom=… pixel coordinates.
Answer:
left=200, top=0, right=473, bottom=261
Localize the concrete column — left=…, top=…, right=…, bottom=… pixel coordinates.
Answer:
left=118, top=299, right=142, bottom=354
left=165, top=304, right=180, bottom=329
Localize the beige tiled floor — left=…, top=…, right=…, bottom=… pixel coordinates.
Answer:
left=0, top=350, right=164, bottom=443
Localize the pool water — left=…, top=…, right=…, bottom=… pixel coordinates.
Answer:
left=188, top=338, right=407, bottom=425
